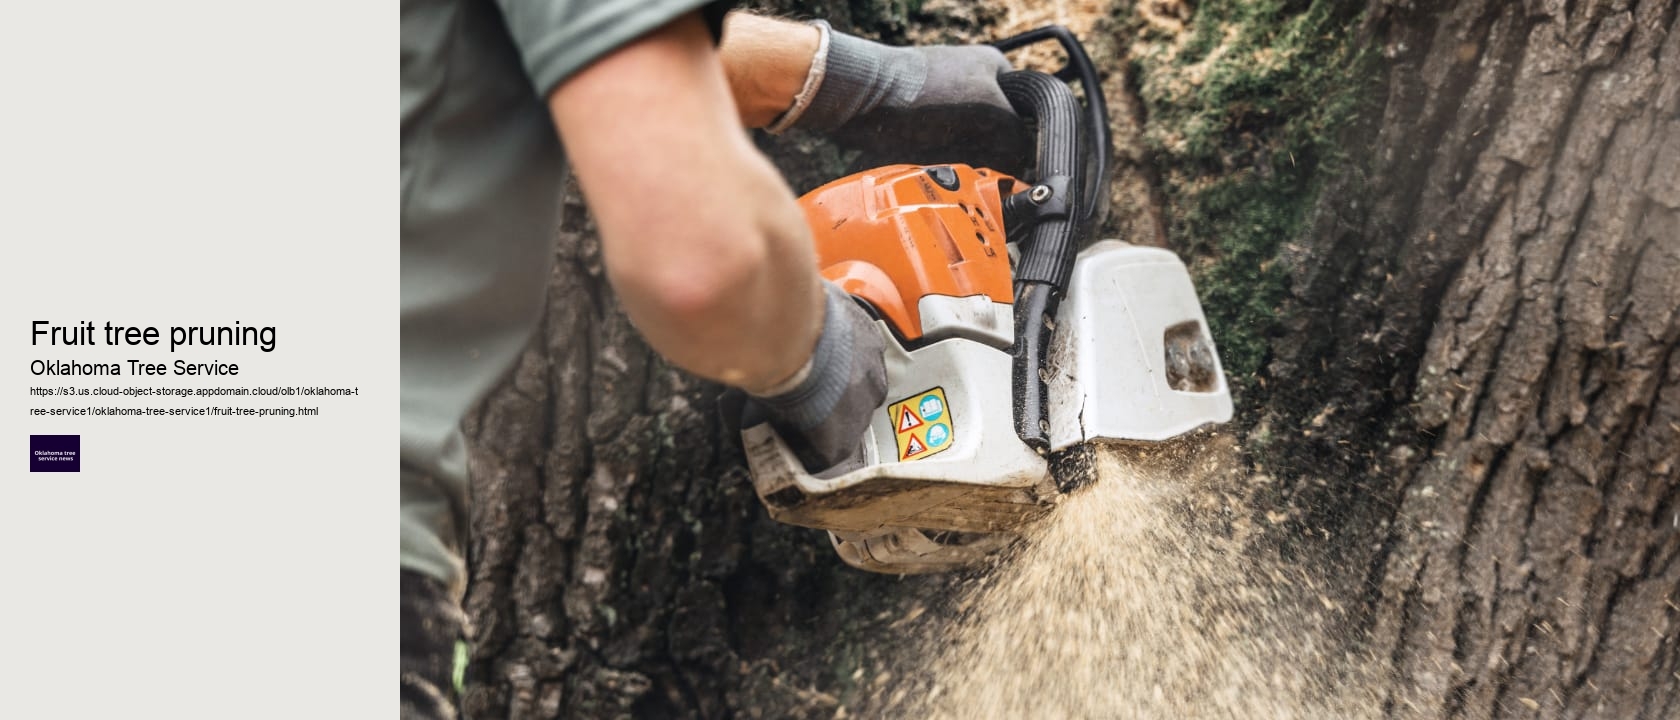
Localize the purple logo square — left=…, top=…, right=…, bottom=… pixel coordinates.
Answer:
left=30, top=435, right=80, bottom=472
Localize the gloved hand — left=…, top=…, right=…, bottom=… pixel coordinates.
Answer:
left=774, top=22, right=1028, bottom=174
left=747, top=281, right=887, bottom=473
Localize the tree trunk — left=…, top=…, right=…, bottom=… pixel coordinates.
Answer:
left=458, top=1, right=1680, bottom=718
left=1268, top=1, right=1680, bottom=717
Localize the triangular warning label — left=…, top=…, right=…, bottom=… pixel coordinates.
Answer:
left=903, top=434, right=927, bottom=458
left=897, top=407, right=923, bottom=432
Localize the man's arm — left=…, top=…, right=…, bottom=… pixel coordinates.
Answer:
left=718, top=13, right=1024, bottom=170
left=549, top=13, right=819, bottom=395
left=548, top=10, right=1013, bottom=469
left=715, top=14, right=819, bottom=128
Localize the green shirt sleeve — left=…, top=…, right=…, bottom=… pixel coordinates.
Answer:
left=495, top=0, right=732, bottom=96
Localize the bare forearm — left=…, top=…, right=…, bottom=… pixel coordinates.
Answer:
left=718, top=13, right=819, bottom=128
left=551, top=13, right=821, bottom=393
left=603, top=145, right=823, bottom=394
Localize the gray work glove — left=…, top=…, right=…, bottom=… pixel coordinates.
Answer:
left=779, top=22, right=1029, bottom=174
left=748, top=281, right=887, bottom=473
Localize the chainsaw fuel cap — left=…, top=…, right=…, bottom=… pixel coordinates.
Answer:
left=924, top=165, right=960, bottom=191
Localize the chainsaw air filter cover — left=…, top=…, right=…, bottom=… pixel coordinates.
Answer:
left=800, top=162, right=1020, bottom=340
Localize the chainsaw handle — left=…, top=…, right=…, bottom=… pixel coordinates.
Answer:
left=999, top=71, right=1083, bottom=290
left=998, top=69, right=1088, bottom=452
left=992, top=25, right=1112, bottom=229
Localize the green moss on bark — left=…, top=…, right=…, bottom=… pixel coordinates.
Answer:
left=1121, top=0, right=1374, bottom=391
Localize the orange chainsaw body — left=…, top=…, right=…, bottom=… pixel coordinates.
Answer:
left=798, top=164, right=1019, bottom=341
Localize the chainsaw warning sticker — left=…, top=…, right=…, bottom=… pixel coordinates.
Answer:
left=887, top=387, right=953, bottom=462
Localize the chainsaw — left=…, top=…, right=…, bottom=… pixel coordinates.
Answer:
left=740, top=27, right=1233, bottom=573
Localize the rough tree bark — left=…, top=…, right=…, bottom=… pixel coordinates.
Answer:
left=458, top=0, right=1679, bottom=718
left=1264, top=1, right=1680, bottom=717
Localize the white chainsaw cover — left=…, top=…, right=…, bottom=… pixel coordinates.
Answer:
left=1047, top=240, right=1234, bottom=450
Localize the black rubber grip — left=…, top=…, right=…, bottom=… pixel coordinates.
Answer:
left=999, top=71, right=1083, bottom=290
left=992, top=29, right=1111, bottom=456
left=1000, top=71, right=1087, bottom=451
left=992, top=24, right=1112, bottom=229
left=1010, top=281, right=1057, bottom=451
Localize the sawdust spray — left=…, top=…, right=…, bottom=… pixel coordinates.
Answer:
left=898, top=445, right=1387, bottom=719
